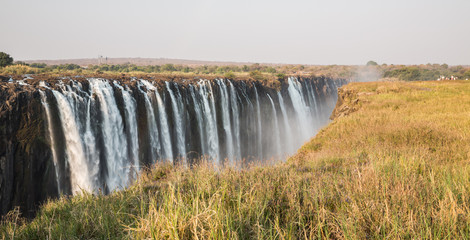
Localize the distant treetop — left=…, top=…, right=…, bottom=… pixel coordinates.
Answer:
left=0, top=52, right=14, bottom=67
left=366, top=60, right=378, bottom=66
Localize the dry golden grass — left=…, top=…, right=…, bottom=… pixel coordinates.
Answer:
left=2, top=80, right=470, bottom=239
left=294, top=80, right=470, bottom=238
left=0, top=65, right=40, bottom=75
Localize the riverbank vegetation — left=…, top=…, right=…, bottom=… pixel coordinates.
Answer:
left=2, top=80, right=470, bottom=239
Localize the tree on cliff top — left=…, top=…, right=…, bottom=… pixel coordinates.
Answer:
left=0, top=52, right=14, bottom=67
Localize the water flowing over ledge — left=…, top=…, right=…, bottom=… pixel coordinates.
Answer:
left=0, top=76, right=346, bottom=216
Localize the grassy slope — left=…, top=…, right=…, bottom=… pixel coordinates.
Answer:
left=2, top=80, right=470, bottom=239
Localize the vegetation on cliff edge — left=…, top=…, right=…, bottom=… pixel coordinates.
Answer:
left=2, top=80, right=470, bottom=239
left=1, top=52, right=470, bottom=81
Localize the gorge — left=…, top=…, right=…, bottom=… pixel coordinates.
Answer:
left=0, top=75, right=346, bottom=217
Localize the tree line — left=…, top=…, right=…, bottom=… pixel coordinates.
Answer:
left=1, top=52, right=470, bottom=81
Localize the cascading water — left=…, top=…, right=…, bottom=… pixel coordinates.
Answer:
left=34, top=76, right=343, bottom=196
left=39, top=90, right=61, bottom=193
left=287, top=77, right=313, bottom=144
left=189, top=85, right=207, bottom=156
left=114, top=83, right=140, bottom=180
left=277, top=92, right=293, bottom=154
left=267, top=93, right=281, bottom=157
left=141, top=80, right=173, bottom=161
left=61, top=82, right=101, bottom=190
left=52, top=90, right=93, bottom=194
left=198, top=80, right=219, bottom=161
left=154, top=85, right=174, bottom=161
left=166, top=81, right=186, bottom=160
left=306, top=81, right=320, bottom=119
left=90, top=79, right=131, bottom=191
left=217, top=79, right=234, bottom=162
left=228, top=80, right=242, bottom=161
left=253, top=84, right=263, bottom=159
left=137, top=81, right=161, bottom=162
left=208, top=82, right=220, bottom=160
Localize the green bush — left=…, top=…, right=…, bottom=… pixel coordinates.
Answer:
left=224, top=71, right=236, bottom=79
left=0, top=52, right=14, bottom=67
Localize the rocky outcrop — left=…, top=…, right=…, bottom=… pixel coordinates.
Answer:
left=330, top=86, right=361, bottom=120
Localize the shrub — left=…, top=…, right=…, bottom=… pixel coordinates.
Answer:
left=0, top=65, right=38, bottom=74
left=249, top=70, right=266, bottom=81
left=224, top=71, right=236, bottom=79
left=276, top=73, right=286, bottom=80
left=162, top=64, right=176, bottom=72
left=30, top=63, right=47, bottom=68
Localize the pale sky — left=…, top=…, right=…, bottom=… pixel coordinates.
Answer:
left=1, top=0, right=469, bottom=65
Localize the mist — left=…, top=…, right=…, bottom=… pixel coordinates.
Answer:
left=354, top=66, right=383, bottom=82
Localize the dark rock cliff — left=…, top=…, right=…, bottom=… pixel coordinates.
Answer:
left=0, top=80, right=58, bottom=218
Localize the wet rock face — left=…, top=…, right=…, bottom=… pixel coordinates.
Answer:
left=0, top=85, right=58, bottom=218
left=0, top=75, right=347, bottom=217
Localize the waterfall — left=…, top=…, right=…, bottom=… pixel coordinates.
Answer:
left=267, top=93, right=281, bottom=157
left=189, top=85, right=207, bottom=156
left=198, top=80, right=219, bottom=161
left=277, top=92, right=293, bottom=154
left=228, top=80, right=242, bottom=161
left=166, top=81, right=186, bottom=160
left=305, top=81, right=319, bottom=121
left=238, top=82, right=254, bottom=157
left=139, top=80, right=175, bottom=162
left=32, top=77, right=344, bottom=197
left=82, top=93, right=100, bottom=186
left=52, top=90, right=93, bottom=194
left=208, top=82, right=219, bottom=159
left=89, top=79, right=129, bottom=191
left=61, top=81, right=101, bottom=189
left=114, top=83, right=140, bottom=180
left=174, top=85, right=186, bottom=159
left=287, top=77, right=312, bottom=143
left=217, top=80, right=234, bottom=162
left=138, top=81, right=161, bottom=162
left=155, top=89, right=173, bottom=161
left=253, top=84, right=263, bottom=159
left=39, top=90, right=61, bottom=193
